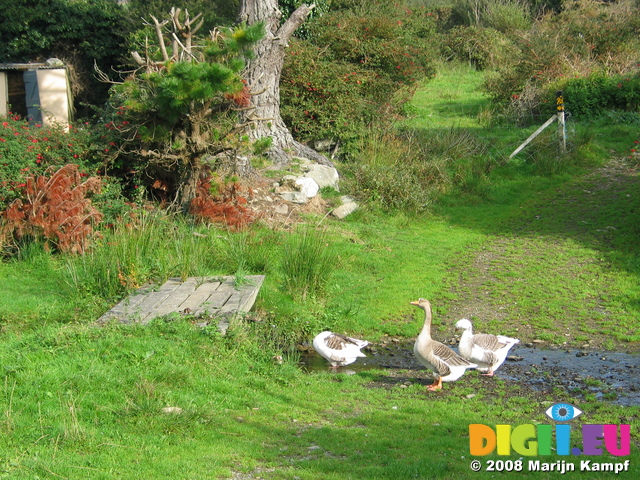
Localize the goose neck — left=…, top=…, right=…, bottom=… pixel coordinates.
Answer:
left=418, top=306, right=433, bottom=339
left=459, top=328, right=473, bottom=342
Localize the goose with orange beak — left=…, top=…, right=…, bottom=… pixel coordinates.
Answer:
left=410, top=298, right=477, bottom=391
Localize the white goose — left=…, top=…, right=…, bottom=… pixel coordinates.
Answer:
left=312, top=331, right=368, bottom=368
left=411, top=298, right=477, bottom=391
left=455, top=318, right=520, bottom=376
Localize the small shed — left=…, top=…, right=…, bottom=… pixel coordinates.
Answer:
left=0, top=58, right=73, bottom=129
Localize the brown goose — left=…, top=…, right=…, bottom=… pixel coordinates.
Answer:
left=411, top=298, right=477, bottom=391
left=455, top=318, right=519, bottom=376
left=312, top=331, right=368, bottom=368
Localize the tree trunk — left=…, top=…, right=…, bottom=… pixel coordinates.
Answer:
left=176, top=161, right=201, bottom=213
left=238, top=0, right=333, bottom=168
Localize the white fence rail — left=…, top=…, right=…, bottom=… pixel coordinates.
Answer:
left=509, top=91, right=567, bottom=160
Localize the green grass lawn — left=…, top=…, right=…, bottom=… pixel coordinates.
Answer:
left=0, top=320, right=637, bottom=479
left=1, top=62, right=638, bottom=478
left=404, top=62, right=491, bottom=130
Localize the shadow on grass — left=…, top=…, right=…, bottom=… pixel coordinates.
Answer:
left=231, top=370, right=640, bottom=480
left=446, top=157, right=640, bottom=274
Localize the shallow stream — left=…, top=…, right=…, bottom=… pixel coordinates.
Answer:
left=300, top=341, right=640, bottom=406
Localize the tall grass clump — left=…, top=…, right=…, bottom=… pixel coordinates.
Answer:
left=280, top=228, right=337, bottom=300
left=524, top=130, right=568, bottom=175
left=63, top=210, right=279, bottom=301
left=440, top=25, right=519, bottom=71
left=209, top=229, right=279, bottom=277
left=63, top=211, right=224, bottom=299
left=344, top=127, right=494, bottom=211
left=63, top=211, right=178, bottom=299
left=482, top=0, right=531, bottom=33
left=342, top=129, right=437, bottom=212
left=508, top=118, right=605, bottom=175
left=450, top=0, right=532, bottom=32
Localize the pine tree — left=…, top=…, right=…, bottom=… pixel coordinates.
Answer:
left=103, top=8, right=264, bottom=211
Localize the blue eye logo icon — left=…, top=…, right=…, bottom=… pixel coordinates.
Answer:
left=545, top=403, right=583, bottom=422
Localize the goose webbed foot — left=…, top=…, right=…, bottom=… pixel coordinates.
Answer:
left=427, top=378, right=443, bottom=391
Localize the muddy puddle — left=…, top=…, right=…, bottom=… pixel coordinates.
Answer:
left=299, top=341, right=640, bottom=406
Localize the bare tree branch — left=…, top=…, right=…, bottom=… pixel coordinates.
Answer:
left=171, top=33, right=198, bottom=62
left=276, top=4, right=315, bottom=45
left=171, top=7, right=183, bottom=31
left=131, top=51, right=145, bottom=66
left=93, top=61, right=124, bottom=85
left=192, top=18, right=205, bottom=36
left=149, top=15, right=170, bottom=62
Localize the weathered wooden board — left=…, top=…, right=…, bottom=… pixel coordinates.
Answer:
left=97, top=275, right=265, bottom=333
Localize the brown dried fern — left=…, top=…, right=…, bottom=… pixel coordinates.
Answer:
left=189, top=174, right=255, bottom=229
left=1, top=164, right=103, bottom=254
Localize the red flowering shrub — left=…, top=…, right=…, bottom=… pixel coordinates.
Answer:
left=0, top=114, right=94, bottom=210
left=1, top=164, right=103, bottom=254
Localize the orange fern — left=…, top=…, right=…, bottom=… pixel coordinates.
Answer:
left=189, top=174, right=255, bottom=229
left=1, top=164, right=103, bottom=254
left=224, top=79, right=251, bottom=108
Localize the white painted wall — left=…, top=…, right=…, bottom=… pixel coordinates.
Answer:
left=36, top=68, right=71, bottom=130
left=0, top=72, right=8, bottom=117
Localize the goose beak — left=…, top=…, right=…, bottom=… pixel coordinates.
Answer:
left=410, top=300, right=419, bottom=306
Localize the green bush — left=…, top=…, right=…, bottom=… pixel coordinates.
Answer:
left=281, top=39, right=387, bottom=154
left=560, top=73, right=640, bottom=118
left=280, top=3, right=438, bottom=156
left=90, top=176, right=139, bottom=228
left=556, top=0, right=640, bottom=61
left=440, top=25, right=519, bottom=70
left=482, top=0, right=640, bottom=105
left=308, top=9, right=437, bottom=84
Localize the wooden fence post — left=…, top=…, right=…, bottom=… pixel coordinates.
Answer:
left=509, top=91, right=569, bottom=159
left=556, top=90, right=566, bottom=153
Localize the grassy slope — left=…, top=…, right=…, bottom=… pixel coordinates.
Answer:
left=1, top=63, right=639, bottom=478
left=432, top=157, right=640, bottom=348
left=1, top=321, right=638, bottom=479
left=319, top=65, right=640, bottom=350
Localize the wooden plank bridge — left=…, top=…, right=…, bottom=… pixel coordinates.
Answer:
left=97, top=275, right=265, bottom=333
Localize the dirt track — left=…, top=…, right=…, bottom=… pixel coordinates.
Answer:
left=437, top=156, right=640, bottom=352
